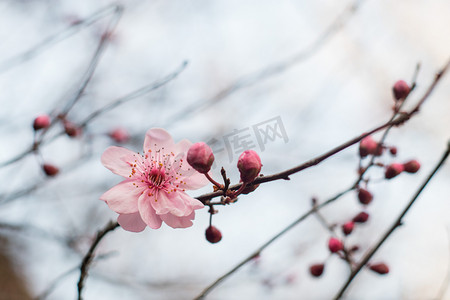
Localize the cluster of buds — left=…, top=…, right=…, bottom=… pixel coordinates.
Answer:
left=385, top=159, right=420, bottom=179
left=187, top=142, right=262, bottom=244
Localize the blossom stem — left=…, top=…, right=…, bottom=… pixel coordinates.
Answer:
left=205, top=173, right=223, bottom=189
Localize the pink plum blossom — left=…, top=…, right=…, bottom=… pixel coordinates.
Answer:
left=100, top=128, right=209, bottom=232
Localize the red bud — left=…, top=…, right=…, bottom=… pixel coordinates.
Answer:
left=33, top=115, right=51, bottom=131
left=328, top=237, right=343, bottom=253
left=385, top=163, right=404, bottom=179
left=369, top=263, right=389, bottom=274
left=358, top=188, right=373, bottom=205
left=353, top=212, right=369, bottom=223
left=309, top=263, right=325, bottom=277
left=109, top=128, right=130, bottom=143
left=187, top=142, right=215, bottom=174
left=403, top=160, right=420, bottom=173
left=392, top=80, right=410, bottom=101
left=342, top=221, right=355, bottom=236
left=43, top=164, right=59, bottom=177
left=205, top=226, right=222, bottom=243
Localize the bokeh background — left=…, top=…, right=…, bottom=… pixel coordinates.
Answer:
left=0, top=0, right=450, bottom=299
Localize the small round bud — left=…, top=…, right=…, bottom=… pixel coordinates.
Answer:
left=385, top=163, right=404, bottom=179
left=42, top=164, right=59, bottom=177
left=63, top=121, right=82, bottom=138
left=109, top=128, right=129, bottom=143
left=328, top=237, right=343, bottom=253
left=309, top=263, right=325, bottom=277
left=403, top=160, right=420, bottom=173
left=33, top=115, right=51, bottom=131
left=187, top=142, right=215, bottom=174
left=359, top=136, right=378, bottom=158
left=353, top=212, right=369, bottom=223
left=392, top=80, right=410, bottom=101
left=342, top=221, right=355, bottom=236
left=358, top=188, right=373, bottom=205
left=205, top=226, right=222, bottom=243
left=237, top=150, right=262, bottom=183
left=389, top=147, right=397, bottom=156
left=369, top=263, right=389, bottom=275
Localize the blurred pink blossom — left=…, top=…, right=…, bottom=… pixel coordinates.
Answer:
left=100, top=128, right=208, bottom=231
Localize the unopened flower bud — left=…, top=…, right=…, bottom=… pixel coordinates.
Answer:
left=389, top=147, right=397, bottom=156
left=385, top=163, right=404, bottom=179
left=392, top=80, right=410, bottom=101
left=358, top=188, right=373, bottom=205
left=63, top=121, right=82, bottom=138
left=205, top=226, right=222, bottom=243
left=237, top=150, right=262, bottom=183
left=328, top=237, right=343, bottom=253
left=342, top=221, right=354, bottom=236
left=359, top=136, right=378, bottom=158
left=403, top=160, right=420, bottom=173
left=309, top=263, right=325, bottom=277
left=43, top=164, right=59, bottom=177
left=369, top=263, right=389, bottom=275
left=353, top=212, right=369, bottom=223
left=109, top=128, right=129, bottom=143
left=187, top=142, right=214, bottom=174
left=33, top=115, right=51, bottom=131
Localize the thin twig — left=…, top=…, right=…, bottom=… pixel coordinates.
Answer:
left=163, top=0, right=366, bottom=129
left=0, top=4, right=123, bottom=73
left=333, top=140, right=450, bottom=300
left=77, top=221, right=120, bottom=300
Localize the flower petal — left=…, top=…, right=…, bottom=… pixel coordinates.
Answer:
left=137, top=192, right=163, bottom=229
left=180, top=172, right=209, bottom=190
left=152, top=190, right=188, bottom=217
left=160, top=211, right=195, bottom=228
left=101, top=146, right=137, bottom=177
left=143, top=128, right=175, bottom=154
left=117, top=212, right=147, bottom=232
left=175, top=139, right=191, bottom=155
left=178, top=191, right=204, bottom=211
left=100, top=180, right=143, bottom=214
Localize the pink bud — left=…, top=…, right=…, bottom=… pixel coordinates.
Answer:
left=43, top=164, right=59, bottom=177
left=237, top=150, right=262, bottom=183
left=187, top=142, right=215, bottom=174
left=309, top=263, right=325, bottom=277
left=392, top=80, right=410, bottom=101
left=389, top=147, right=397, bottom=156
left=342, top=221, right=354, bottom=236
left=328, top=237, right=343, bottom=253
left=385, top=163, right=404, bottom=179
left=358, top=188, right=373, bottom=205
left=403, top=160, right=420, bottom=173
left=353, top=212, right=369, bottom=223
left=369, top=263, right=389, bottom=275
left=205, top=226, right=222, bottom=243
left=359, top=136, right=378, bottom=158
left=63, top=121, right=82, bottom=138
left=109, top=128, right=129, bottom=143
left=33, top=115, right=51, bottom=131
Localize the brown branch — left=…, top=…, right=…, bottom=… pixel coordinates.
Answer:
left=333, top=140, right=450, bottom=300
left=77, top=221, right=120, bottom=300
left=193, top=58, right=450, bottom=299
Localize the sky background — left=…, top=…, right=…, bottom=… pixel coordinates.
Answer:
left=0, top=0, right=450, bottom=299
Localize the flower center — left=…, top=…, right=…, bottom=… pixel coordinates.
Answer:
left=148, top=166, right=166, bottom=187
